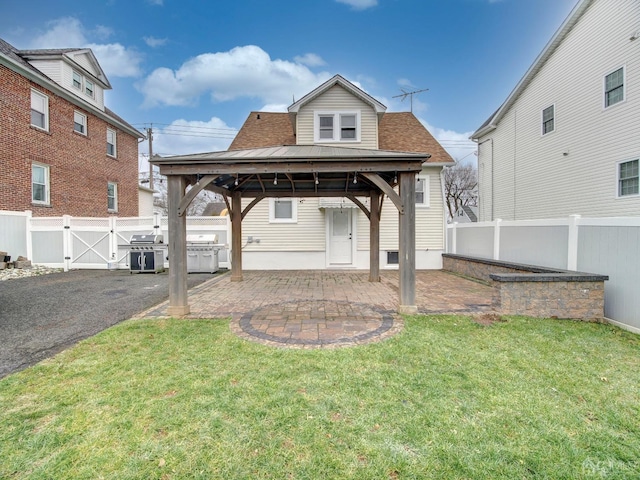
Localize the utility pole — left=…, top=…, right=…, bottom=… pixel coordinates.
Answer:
left=392, top=87, right=429, bottom=113
left=146, top=125, right=154, bottom=190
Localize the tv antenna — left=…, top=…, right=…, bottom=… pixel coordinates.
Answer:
left=392, top=87, right=429, bottom=113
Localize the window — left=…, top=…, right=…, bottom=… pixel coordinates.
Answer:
left=340, top=114, right=356, bottom=139
left=619, top=159, right=639, bottom=197
left=107, top=182, right=118, bottom=211
left=319, top=115, right=334, bottom=139
left=387, top=251, right=399, bottom=265
left=72, top=71, right=82, bottom=89
left=107, top=128, right=117, bottom=157
left=30, top=89, right=49, bottom=131
left=605, top=67, right=624, bottom=107
left=542, top=105, right=555, bottom=134
left=314, top=111, right=360, bottom=142
left=85, top=79, right=94, bottom=98
left=32, top=163, right=50, bottom=205
left=415, top=175, right=430, bottom=207
left=74, top=111, right=87, bottom=135
left=269, top=198, right=298, bottom=223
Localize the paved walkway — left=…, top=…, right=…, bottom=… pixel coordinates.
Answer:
left=141, top=270, right=493, bottom=348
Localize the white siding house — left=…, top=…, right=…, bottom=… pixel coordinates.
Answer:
left=231, top=75, right=454, bottom=270
left=472, top=0, right=640, bottom=221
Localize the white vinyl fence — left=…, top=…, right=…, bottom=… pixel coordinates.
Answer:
left=1, top=210, right=230, bottom=271
left=448, top=215, right=640, bottom=333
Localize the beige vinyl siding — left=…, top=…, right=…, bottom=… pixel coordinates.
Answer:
left=357, top=168, right=445, bottom=250
left=478, top=0, right=640, bottom=221
left=241, top=197, right=326, bottom=251
left=296, top=85, right=378, bottom=149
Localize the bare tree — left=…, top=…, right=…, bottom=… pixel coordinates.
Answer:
left=443, top=163, right=478, bottom=221
left=140, top=172, right=221, bottom=216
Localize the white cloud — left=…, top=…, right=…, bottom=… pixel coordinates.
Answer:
left=27, top=17, right=142, bottom=78
left=88, top=43, right=143, bottom=77
left=418, top=119, right=477, bottom=164
left=397, top=78, right=415, bottom=88
left=30, top=17, right=86, bottom=48
left=259, top=104, right=289, bottom=112
left=143, top=36, right=168, bottom=48
left=293, top=53, right=326, bottom=67
left=336, top=0, right=378, bottom=10
left=138, top=45, right=332, bottom=108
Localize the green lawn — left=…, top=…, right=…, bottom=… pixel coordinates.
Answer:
left=1, top=315, right=639, bottom=479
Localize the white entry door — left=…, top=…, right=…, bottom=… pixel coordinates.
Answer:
left=329, top=209, right=353, bottom=265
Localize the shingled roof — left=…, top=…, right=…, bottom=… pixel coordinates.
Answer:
left=229, top=111, right=454, bottom=165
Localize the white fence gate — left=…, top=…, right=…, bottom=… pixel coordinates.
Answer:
left=1, top=210, right=231, bottom=272
left=447, top=216, right=640, bottom=333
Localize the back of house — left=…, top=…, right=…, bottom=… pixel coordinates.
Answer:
left=228, top=75, right=454, bottom=270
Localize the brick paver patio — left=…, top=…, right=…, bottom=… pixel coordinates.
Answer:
left=141, top=270, right=493, bottom=348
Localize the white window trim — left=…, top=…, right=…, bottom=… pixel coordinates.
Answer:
left=269, top=198, right=298, bottom=223
left=107, top=182, right=118, bottom=212
left=603, top=65, right=626, bottom=110
left=314, top=111, right=361, bottom=143
left=72, top=70, right=96, bottom=100
left=32, top=163, right=50, bottom=205
left=85, top=79, right=95, bottom=99
left=616, top=158, right=639, bottom=198
left=72, top=70, right=82, bottom=90
left=416, top=174, right=430, bottom=208
left=541, top=104, right=555, bottom=136
left=30, top=89, right=49, bottom=131
left=74, top=111, right=87, bottom=135
left=107, top=128, right=117, bottom=157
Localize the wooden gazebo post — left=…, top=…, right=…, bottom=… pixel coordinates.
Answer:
left=399, top=172, right=417, bottom=314
left=167, top=174, right=190, bottom=315
left=369, top=189, right=380, bottom=282
left=230, top=190, right=243, bottom=282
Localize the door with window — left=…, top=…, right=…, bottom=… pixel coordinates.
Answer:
left=328, top=209, right=353, bottom=265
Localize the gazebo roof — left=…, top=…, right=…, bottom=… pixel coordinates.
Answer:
left=152, top=145, right=431, bottom=198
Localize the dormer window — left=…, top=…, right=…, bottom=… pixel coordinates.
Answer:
left=71, top=70, right=96, bottom=99
left=72, top=71, right=82, bottom=89
left=85, top=80, right=94, bottom=98
left=314, top=111, right=360, bottom=143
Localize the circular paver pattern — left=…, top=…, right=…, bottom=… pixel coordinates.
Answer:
left=230, top=300, right=403, bottom=349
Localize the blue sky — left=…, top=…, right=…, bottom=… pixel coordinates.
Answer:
left=2, top=0, right=577, bottom=170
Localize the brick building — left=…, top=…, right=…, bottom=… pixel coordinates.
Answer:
left=0, top=38, right=143, bottom=217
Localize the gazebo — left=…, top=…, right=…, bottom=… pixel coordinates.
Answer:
left=151, top=144, right=428, bottom=316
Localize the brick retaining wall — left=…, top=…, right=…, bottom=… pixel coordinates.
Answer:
left=443, top=254, right=608, bottom=321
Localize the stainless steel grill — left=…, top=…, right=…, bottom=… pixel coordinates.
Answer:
left=129, top=234, right=165, bottom=273
left=186, top=234, right=221, bottom=273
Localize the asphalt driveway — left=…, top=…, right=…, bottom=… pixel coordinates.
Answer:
left=0, top=269, right=218, bottom=378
